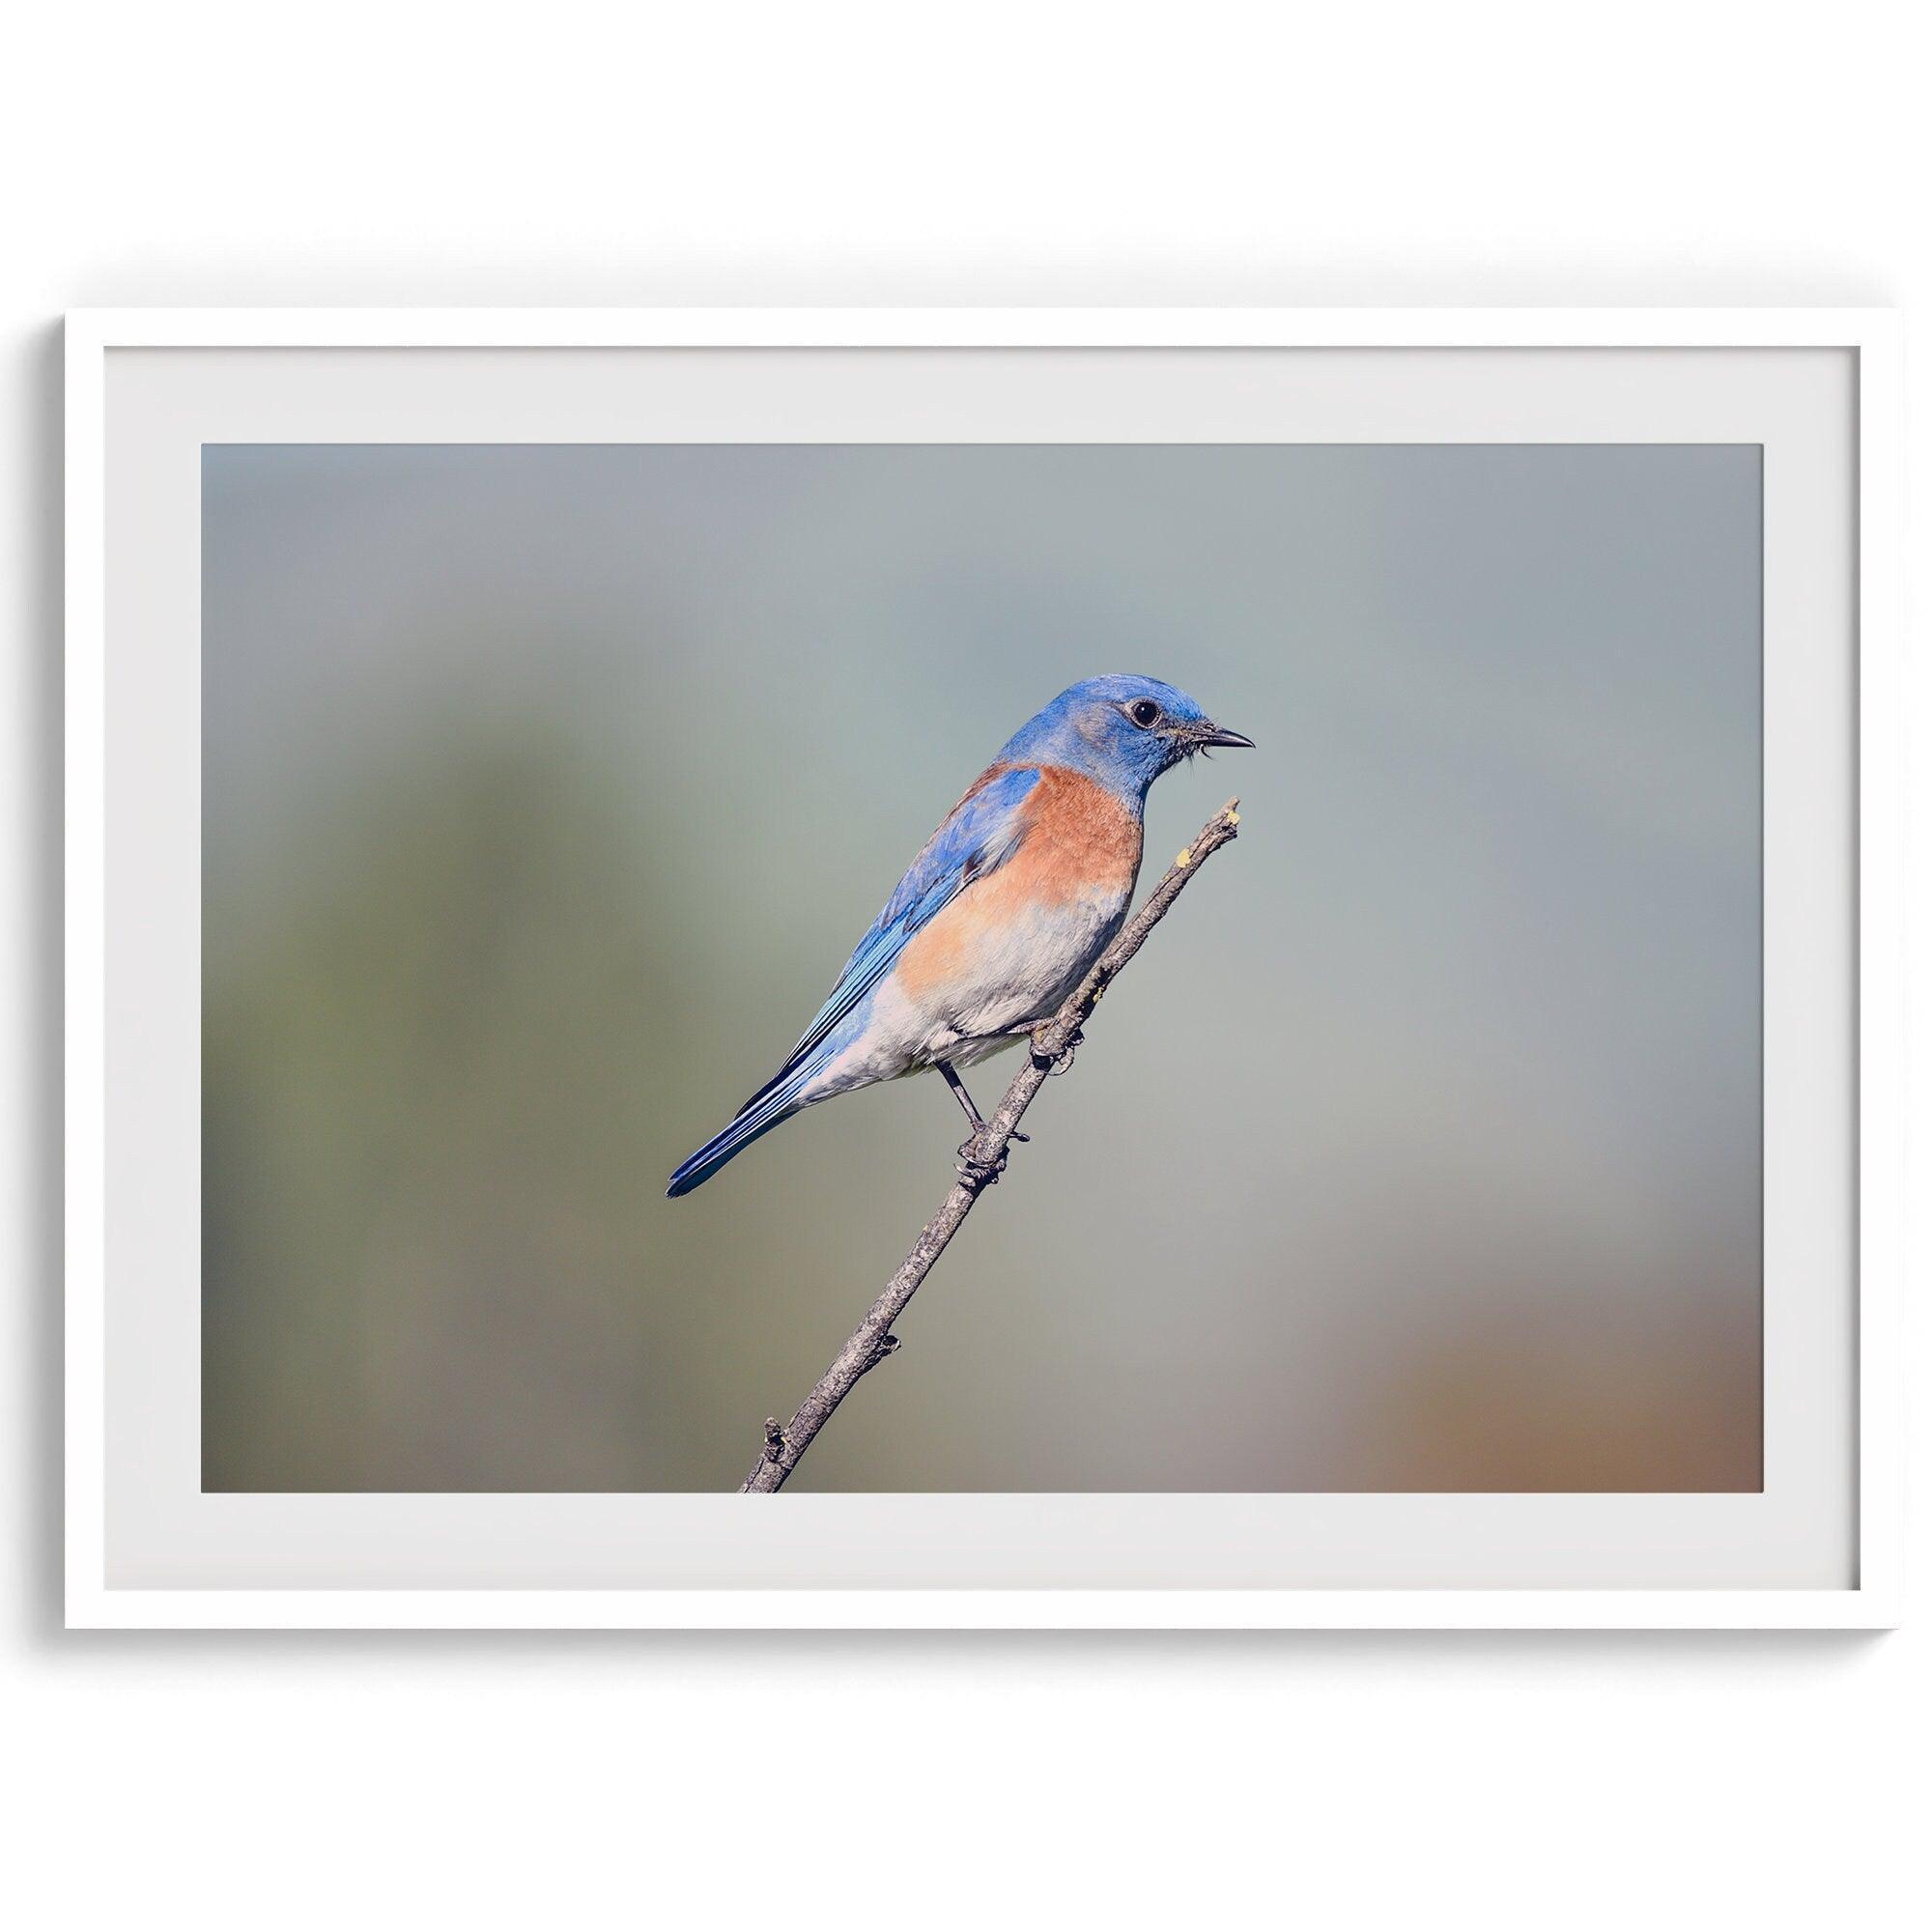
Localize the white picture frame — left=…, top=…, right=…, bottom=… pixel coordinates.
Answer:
left=65, top=308, right=1904, bottom=1630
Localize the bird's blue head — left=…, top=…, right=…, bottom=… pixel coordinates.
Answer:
left=996, top=675, right=1254, bottom=805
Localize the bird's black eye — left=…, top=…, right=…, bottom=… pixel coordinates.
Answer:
left=1126, top=698, right=1161, bottom=728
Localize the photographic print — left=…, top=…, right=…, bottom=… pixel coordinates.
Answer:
left=201, top=440, right=1761, bottom=1496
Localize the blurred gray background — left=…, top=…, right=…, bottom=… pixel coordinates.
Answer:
left=202, top=441, right=1760, bottom=1492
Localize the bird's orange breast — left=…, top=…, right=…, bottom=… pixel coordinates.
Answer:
left=1002, top=764, right=1143, bottom=903
left=894, top=764, right=1142, bottom=1003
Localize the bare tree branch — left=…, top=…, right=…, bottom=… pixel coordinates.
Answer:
left=740, top=797, right=1243, bottom=1493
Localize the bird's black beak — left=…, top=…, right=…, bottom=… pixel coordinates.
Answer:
left=1188, top=721, right=1256, bottom=750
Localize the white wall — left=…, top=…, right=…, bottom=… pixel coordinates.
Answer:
left=4, top=4, right=1923, bottom=1924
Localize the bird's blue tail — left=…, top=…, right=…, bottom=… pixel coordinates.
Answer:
left=666, top=1071, right=813, bottom=1198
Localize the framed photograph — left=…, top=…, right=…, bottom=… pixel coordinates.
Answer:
left=66, top=308, right=1902, bottom=1629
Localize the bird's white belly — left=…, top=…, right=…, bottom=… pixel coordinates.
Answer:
left=806, top=885, right=1129, bottom=1099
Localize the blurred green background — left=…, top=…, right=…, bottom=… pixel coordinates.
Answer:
left=203, top=442, right=1760, bottom=1492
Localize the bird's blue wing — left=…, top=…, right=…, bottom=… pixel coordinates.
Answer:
left=741, top=763, right=1040, bottom=1109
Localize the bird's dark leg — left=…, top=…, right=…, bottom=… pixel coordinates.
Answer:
left=937, top=1058, right=980, bottom=1127
left=940, top=1059, right=1026, bottom=1185
left=938, top=1060, right=982, bottom=1128
left=939, top=1060, right=1028, bottom=1139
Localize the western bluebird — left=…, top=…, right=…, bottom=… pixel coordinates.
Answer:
left=667, top=675, right=1252, bottom=1197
